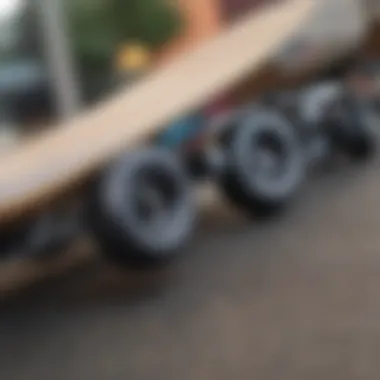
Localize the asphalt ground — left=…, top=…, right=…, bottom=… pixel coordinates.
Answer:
left=1, top=156, right=380, bottom=380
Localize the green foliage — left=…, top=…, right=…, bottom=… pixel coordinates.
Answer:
left=111, top=0, right=182, bottom=48
left=66, top=0, right=183, bottom=100
left=68, top=0, right=116, bottom=67
left=68, top=0, right=183, bottom=68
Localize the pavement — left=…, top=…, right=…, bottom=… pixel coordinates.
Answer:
left=1, top=157, right=380, bottom=380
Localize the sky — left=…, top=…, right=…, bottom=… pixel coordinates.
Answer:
left=0, top=0, right=22, bottom=20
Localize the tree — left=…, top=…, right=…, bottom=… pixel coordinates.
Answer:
left=68, top=0, right=182, bottom=68
left=8, top=0, right=183, bottom=102
left=67, top=0, right=183, bottom=100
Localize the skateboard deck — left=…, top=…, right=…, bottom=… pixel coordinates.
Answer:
left=0, top=0, right=315, bottom=221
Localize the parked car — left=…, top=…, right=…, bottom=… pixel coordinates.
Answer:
left=0, top=60, right=53, bottom=127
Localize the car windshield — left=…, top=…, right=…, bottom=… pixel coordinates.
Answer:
left=0, top=61, right=45, bottom=94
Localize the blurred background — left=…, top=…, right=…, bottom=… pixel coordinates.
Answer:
left=0, top=0, right=378, bottom=138
left=2, top=1, right=380, bottom=380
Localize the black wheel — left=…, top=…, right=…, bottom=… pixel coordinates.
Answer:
left=219, top=108, right=305, bottom=217
left=325, top=94, right=377, bottom=162
left=89, top=148, right=196, bottom=268
left=296, top=83, right=341, bottom=166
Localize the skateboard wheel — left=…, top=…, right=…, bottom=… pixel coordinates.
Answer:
left=89, top=148, right=196, bottom=268
left=326, top=94, right=377, bottom=162
left=219, top=108, right=305, bottom=217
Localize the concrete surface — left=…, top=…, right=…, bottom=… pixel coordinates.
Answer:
left=1, top=157, right=380, bottom=380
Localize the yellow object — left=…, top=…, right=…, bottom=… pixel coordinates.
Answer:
left=116, top=43, right=152, bottom=72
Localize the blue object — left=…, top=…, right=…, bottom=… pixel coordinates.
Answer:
left=156, top=113, right=205, bottom=149
left=0, top=61, right=46, bottom=96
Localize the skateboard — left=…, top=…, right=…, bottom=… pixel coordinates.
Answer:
left=0, top=1, right=315, bottom=267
